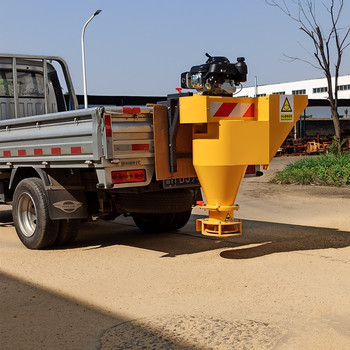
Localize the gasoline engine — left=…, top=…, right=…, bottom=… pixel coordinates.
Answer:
left=181, top=53, right=247, bottom=96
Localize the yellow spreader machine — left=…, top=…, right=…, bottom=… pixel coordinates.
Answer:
left=154, top=54, right=308, bottom=238
left=179, top=93, right=307, bottom=237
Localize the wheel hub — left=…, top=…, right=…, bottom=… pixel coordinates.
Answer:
left=17, top=192, right=37, bottom=237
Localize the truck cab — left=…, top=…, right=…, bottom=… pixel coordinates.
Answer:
left=0, top=54, right=78, bottom=120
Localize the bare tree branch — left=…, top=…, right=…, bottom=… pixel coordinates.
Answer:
left=282, top=53, right=322, bottom=70
left=266, top=0, right=350, bottom=152
left=339, top=26, right=350, bottom=49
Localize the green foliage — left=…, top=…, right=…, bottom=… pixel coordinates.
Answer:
left=329, top=136, right=347, bottom=155
left=272, top=152, right=350, bottom=186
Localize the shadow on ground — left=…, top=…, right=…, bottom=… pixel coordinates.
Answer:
left=75, top=215, right=350, bottom=259
left=0, top=271, right=118, bottom=350
left=219, top=218, right=350, bottom=259
left=1, top=209, right=349, bottom=259
left=0, top=272, right=282, bottom=350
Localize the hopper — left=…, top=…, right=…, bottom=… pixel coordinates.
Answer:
left=179, top=94, right=308, bottom=237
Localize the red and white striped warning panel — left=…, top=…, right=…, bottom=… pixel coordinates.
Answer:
left=210, top=102, right=255, bottom=118
left=1, top=146, right=84, bottom=157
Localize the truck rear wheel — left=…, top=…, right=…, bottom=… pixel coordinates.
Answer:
left=132, top=210, right=192, bottom=233
left=132, top=213, right=175, bottom=233
left=117, top=189, right=194, bottom=214
left=55, top=219, right=80, bottom=246
left=171, top=210, right=192, bottom=230
left=13, top=178, right=59, bottom=249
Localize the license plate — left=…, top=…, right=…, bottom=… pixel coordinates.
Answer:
left=163, top=177, right=199, bottom=189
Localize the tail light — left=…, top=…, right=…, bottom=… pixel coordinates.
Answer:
left=112, top=169, right=146, bottom=184
left=245, top=165, right=256, bottom=174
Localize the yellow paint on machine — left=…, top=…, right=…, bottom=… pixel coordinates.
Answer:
left=179, top=94, right=308, bottom=238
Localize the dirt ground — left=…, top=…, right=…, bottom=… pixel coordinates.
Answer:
left=1, top=156, right=350, bottom=350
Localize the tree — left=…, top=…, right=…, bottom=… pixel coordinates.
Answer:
left=266, top=0, right=350, bottom=153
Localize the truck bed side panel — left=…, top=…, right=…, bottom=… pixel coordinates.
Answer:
left=0, top=108, right=103, bottom=166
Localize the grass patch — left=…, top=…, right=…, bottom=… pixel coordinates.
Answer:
left=272, top=152, right=350, bottom=186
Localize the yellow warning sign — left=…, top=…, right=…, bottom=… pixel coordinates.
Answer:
left=225, top=213, right=232, bottom=222
left=279, top=95, right=294, bottom=122
left=281, top=97, right=292, bottom=112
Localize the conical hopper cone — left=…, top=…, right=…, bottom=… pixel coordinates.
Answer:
left=194, top=165, right=247, bottom=207
left=194, top=164, right=246, bottom=237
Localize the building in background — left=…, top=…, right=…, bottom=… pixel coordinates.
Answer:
left=235, top=74, right=350, bottom=118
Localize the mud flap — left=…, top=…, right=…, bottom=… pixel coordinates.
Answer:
left=37, top=169, right=88, bottom=220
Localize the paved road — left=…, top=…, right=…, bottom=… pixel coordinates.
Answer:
left=1, top=157, right=350, bottom=349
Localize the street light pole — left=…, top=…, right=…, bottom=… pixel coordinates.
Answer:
left=254, top=76, right=258, bottom=97
left=81, top=9, right=101, bottom=109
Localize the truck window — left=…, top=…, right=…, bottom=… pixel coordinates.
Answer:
left=0, top=70, right=12, bottom=96
left=0, top=70, right=44, bottom=98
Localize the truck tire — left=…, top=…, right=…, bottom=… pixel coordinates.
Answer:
left=171, top=210, right=192, bottom=230
left=117, top=189, right=194, bottom=214
left=12, top=178, right=59, bottom=249
left=55, top=219, right=80, bottom=246
left=132, top=210, right=192, bottom=233
left=131, top=213, right=175, bottom=233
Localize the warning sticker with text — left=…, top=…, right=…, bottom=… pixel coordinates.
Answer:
left=280, top=95, right=294, bottom=122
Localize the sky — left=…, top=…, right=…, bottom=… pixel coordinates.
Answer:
left=1, top=0, right=349, bottom=96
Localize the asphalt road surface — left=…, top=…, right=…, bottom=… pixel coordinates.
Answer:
left=1, top=157, right=350, bottom=349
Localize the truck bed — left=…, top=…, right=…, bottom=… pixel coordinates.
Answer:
left=0, top=106, right=159, bottom=188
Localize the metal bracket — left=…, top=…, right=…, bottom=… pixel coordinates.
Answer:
left=165, top=92, right=192, bottom=173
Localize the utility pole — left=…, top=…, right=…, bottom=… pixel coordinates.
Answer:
left=81, top=10, right=102, bottom=109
